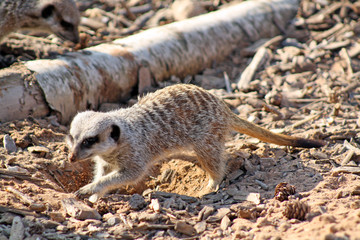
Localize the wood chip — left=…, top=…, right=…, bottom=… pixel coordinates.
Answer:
left=6, top=187, right=46, bottom=212
left=61, top=198, right=101, bottom=220
left=237, top=47, right=270, bottom=90
left=332, top=166, right=360, bottom=175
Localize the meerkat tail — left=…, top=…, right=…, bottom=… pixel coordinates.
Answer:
left=229, top=113, right=324, bottom=148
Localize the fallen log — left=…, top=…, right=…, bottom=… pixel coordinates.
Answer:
left=0, top=0, right=299, bottom=124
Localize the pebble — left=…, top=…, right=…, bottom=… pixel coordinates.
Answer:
left=174, top=221, right=196, bottom=236
left=197, top=205, right=215, bottom=221
left=9, top=216, right=24, bottom=240
left=129, top=194, right=146, bottom=210
left=220, top=215, right=231, bottom=230
left=107, top=217, right=120, bottom=226
left=49, top=212, right=66, bottom=223
left=3, top=134, right=17, bottom=153
left=194, top=221, right=207, bottom=234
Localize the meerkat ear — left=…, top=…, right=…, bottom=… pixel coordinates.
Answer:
left=110, top=125, right=120, bottom=142
left=41, top=5, right=55, bottom=19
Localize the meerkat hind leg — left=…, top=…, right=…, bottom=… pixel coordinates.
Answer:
left=194, top=145, right=226, bottom=194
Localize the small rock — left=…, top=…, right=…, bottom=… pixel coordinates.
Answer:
left=310, top=149, right=328, bottom=159
left=220, top=215, right=231, bottom=230
left=163, top=197, right=176, bottom=209
left=56, top=225, right=68, bottom=232
left=0, top=212, right=16, bottom=224
left=174, top=221, right=196, bottom=236
left=149, top=199, right=161, bottom=212
left=197, top=205, right=215, bottom=221
left=61, top=198, right=101, bottom=220
left=107, top=216, right=120, bottom=226
left=6, top=166, right=29, bottom=174
left=38, top=219, right=59, bottom=228
left=194, top=221, right=207, bottom=234
left=9, top=216, right=24, bottom=240
left=129, top=194, right=146, bottom=210
left=102, top=213, right=115, bottom=222
left=49, top=212, right=66, bottom=223
left=138, top=212, right=160, bottom=222
left=207, top=208, right=231, bottom=222
left=3, top=135, right=17, bottom=153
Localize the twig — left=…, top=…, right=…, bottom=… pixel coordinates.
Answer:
left=332, top=166, right=360, bottom=175
left=341, top=82, right=360, bottom=94
left=343, top=140, right=360, bottom=155
left=290, top=112, right=322, bottom=129
left=263, top=104, right=285, bottom=119
left=313, top=23, right=344, bottom=42
left=339, top=48, right=353, bottom=79
left=6, top=187, right=46, bottom=212
left=341, top=150, right=355, bottom=166
left=0, top=169, right=43, bottom=183
left=120, top=0, right=137, bottom=20
left=236, top=46, right=269, bottom=90
left=0, top=206, right=40, bottom=217
left=255, top=179, right=269, bottom=190
left=220, top=92, right=258, bottom=99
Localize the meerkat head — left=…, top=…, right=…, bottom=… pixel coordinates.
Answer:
left=25, top=0, right=80, bottom=43
left=67, top=111, right=121, bottom=162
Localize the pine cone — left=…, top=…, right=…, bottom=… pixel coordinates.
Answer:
left=274, top=182, right=296, bottom=202
left=283, top=200, right=310, bottom=221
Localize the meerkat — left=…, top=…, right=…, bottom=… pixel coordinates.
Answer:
left=67, top=84, right=324, bottom=202
left=0, top=0, right=80, bottom=43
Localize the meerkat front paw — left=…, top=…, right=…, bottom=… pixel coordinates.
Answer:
left=75, top=183, right=97, bottom=198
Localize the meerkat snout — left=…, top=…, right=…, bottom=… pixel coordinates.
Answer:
left=0, top=0, right=80, bottom=43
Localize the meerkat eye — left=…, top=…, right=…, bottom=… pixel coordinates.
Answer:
left=81, top=136, right=99, bottom=148
left=60, top=20, right=74, bottom=31
left=41, top=5, right=55, bottom=18
left=110, top=125, right=120, bottom=142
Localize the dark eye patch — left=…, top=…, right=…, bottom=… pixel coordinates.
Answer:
left=41, top=5, right=55, bottom=18
left=81, top=136, right=99, bottom=148
left=60, top=20, right=74, bottom=31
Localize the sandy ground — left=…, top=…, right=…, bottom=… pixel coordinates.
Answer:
left=1, top=0, right=360, bottom=239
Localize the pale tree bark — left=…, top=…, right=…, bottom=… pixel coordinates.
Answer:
left=0, top=0, right=299, bottom=124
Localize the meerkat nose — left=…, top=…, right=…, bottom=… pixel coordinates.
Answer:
left=69, top=152, right=77, bottom=162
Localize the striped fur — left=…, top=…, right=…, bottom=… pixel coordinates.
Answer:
left=67, top=84, right=323, bottom=202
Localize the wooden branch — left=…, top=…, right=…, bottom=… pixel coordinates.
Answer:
left=0, top=0, right=299, bottom=124
left=6, top=187, right=46, bottom=212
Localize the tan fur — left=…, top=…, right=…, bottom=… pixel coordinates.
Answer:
left=67, top=84, right=323, bottom=202
left=0, top=0, right=80, bottom=43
